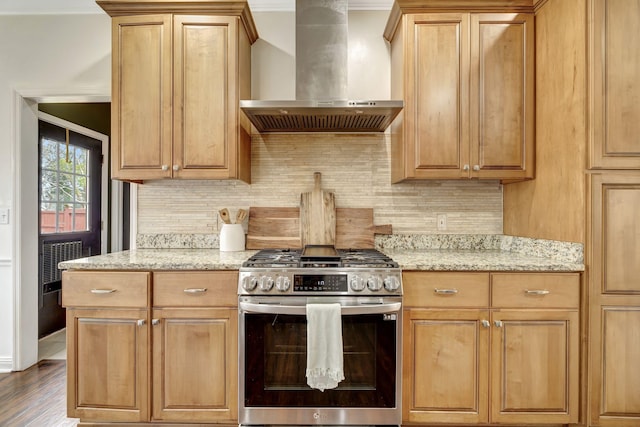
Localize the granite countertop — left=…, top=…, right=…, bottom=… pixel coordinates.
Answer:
left=59, top=240, right=584, bottom=272
left=383, top=249, right=584, bottom=272
left=58, top=248, right=258, bottom=271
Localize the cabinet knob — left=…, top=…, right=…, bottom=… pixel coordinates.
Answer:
left=161, top=164, right=169, bottom=171
left=481, top=319, right=490, bottom=328
left=473, top=165, right=480, bottom=171
left=173, top=164, right=180, bottom=171
left=494, top=320, right=503, bottom=328
left=137, top=319, right=146, bottom=326
left=463, top=164, right=470, bottom=171
left=152, top=319, right=160, bottom=326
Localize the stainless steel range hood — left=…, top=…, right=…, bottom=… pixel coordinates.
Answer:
left=240, top=0, right=402, bottom=133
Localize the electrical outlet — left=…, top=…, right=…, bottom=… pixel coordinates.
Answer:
left=0, top=208, right=9, bottom=225
left=437, top=214, right=447, bottom=231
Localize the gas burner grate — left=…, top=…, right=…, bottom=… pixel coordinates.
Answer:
left=338, top=249, right=399, bottom=268
left=242, top=249, right=301, bottom=268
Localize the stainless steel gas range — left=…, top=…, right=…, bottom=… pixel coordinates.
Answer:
left=238, top=245, right=403, bottom=427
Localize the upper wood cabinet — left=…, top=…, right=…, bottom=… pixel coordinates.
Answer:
left=385, top=8, right=534, bottom=182
left=101, top=1, right=257, bottom=182
left=590, top=0, right=640, bottom=169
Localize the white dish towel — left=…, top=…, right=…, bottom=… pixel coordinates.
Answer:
left=305, top=303, right=345, bottom=391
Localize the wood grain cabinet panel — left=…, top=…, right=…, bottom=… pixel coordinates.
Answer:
left=402, top=271, right=580, bottom=425
left=66, top=307, right=150, bottom=422
left=63, top=269, right=239, bottom=425
left=490, top=310, right=579, bottom=424
left=105, top=4, right=256, bottom=182
left=590, top=0, right=640, bottom=169
left=386, top=11, right=534, bottom=182
left=589, top=172, right=640, bottom=427
left=403, top=309, right=489, bottom=424
left=152, top=307, right=238, bottom=422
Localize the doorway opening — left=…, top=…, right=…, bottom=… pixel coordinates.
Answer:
left=37, top=117, right=104, bottom=338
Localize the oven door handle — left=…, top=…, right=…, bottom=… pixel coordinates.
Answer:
left=239, top=301, right=401, bottom=316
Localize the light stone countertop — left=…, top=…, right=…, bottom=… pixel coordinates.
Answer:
left=59, top=247, right=584, bottom=272
left=58, top=248, right=258, bottom=271
left=383, top=249, right=584, bottom=272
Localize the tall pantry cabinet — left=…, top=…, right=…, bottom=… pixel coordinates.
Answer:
left=98, top=0, right=258, bottom=183
left=588, top=1, right=640, bottom=426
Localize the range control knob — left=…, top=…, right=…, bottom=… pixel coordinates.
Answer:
left=259, top=275, right=274, bottom=292
left=275, top=275, right=291, bottom=292
left=384, top=276, right=400, bottom=292
left=350, top=275, right=366, bottom=292
left=242, top=275, right=258, bottom=291
left=367, top=275, right=383, bottom=291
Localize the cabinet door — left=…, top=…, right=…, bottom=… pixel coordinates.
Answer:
left=490, top=310, right=579, bottom=424
left=111, top=14, right=173, bottom=180
left=403, top=309, right=489, bottom=424
left=401, top=13, right=471, bottom=180
left=152, top=308, right=238, bottom=422
left=591, top=173, right=640, bottom=294
left=590, top=0, right=640, bottom=168
left=590, top=305, right=640, bottom=427
left=173, top=15, right=239, bottom=179
left=66, top=308, right=149, bottom=422
left=470, top=13, right=534, bottom=180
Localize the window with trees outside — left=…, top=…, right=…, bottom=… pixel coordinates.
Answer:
left=40, top=136, right=90, bottom=234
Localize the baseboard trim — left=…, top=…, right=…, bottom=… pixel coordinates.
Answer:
left=0, top=357, right=13, bottom=373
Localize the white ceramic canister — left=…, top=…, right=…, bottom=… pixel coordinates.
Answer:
left=219, top=223, right=245, bottom=251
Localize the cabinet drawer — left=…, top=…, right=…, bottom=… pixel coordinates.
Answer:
left=491, top=273, right=580, bottom=308
left=403, top=272, right=490, bottom=308
left=62, top=271, right=150, bottom=308
left=153, top=271, right=238, bottom=307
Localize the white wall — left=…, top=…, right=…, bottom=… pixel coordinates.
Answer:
left=0, top=14, right=111, bottom=370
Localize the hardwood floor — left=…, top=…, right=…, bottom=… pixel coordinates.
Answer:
left=0, top=359, right=79, bottom=426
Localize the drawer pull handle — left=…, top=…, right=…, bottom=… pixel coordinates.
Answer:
left=434, top=288, right=458, bottom=295
left=481, top=320, right=490, bottom=328
left=184, top=288, right=207, bottom=294
left=90, top=289, right=117, bottom=294
left=525, top=289, right=550, bottom=296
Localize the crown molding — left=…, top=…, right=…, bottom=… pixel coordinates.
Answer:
left=248, top=0, right=393, bottom=12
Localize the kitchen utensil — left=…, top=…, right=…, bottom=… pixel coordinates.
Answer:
left=236, top=208, right=248, bottom=224
left=219, top=208, right=231, bottom=224
left=300, top=172, right=336, bottom=246
left=246, top=207, right=302, bottom=249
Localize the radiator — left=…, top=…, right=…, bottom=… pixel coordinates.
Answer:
left=42, top=240, right=83, bottom=285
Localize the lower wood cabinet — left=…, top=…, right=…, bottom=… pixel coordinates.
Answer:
left=62, top=270, right=238, bottom=425
left=403, top=271, right=580, bottom=425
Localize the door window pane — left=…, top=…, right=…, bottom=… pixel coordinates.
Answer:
left=40, top=137, right=91, bottom=234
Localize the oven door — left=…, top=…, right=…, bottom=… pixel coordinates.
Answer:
left=238, top=296, right=402, bottom=426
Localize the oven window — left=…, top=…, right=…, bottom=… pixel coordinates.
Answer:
left=244, top=313, right=396, bottom=407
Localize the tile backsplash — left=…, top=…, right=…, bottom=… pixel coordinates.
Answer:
left=137, top=133, right=503, bottom=235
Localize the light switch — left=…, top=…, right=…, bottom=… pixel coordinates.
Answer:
left=0, top=208, right=9, bottom=225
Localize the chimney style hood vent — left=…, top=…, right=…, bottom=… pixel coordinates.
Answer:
left=240, top=0, right=402, bottom=133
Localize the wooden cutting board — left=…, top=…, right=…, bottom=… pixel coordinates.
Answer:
left=246, top=206, right=392, bottom=249
left=246, top=207, right=302, bottom=249
left=300, top=172, right=336, bottom=246
left=335, top=208, right=391, bottom=249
